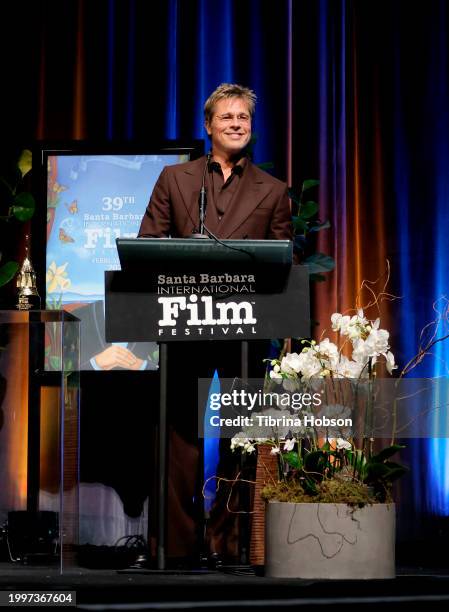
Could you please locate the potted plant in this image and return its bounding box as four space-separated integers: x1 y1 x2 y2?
230 303 407 579
0 149 36 290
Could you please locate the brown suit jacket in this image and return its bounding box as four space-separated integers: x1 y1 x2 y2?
138 156 292 240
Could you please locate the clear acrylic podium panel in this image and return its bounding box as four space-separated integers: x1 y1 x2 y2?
0 310 80 574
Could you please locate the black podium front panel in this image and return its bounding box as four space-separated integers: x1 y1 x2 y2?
105 265 309 342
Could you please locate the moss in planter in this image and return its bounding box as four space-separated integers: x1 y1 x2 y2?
262 476 392 506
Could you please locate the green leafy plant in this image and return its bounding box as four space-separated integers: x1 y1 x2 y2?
288 180 335 281
263 436 408 505
0 149 36 287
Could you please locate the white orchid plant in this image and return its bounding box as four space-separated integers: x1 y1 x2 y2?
230 308 407 504
270 309 397 386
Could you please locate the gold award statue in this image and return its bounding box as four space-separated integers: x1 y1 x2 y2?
16 236 41 310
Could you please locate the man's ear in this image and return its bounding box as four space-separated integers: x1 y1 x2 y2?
204 120 211 136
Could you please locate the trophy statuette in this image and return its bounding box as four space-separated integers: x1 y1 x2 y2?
16 236 41 310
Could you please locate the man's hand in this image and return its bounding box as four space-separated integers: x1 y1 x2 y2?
94 346 144 370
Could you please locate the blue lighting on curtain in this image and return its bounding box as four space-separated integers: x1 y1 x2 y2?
317 0 348 277
125 0 136 139
165 0 178 138
106 0 115 140
194 0 207 140
392 0 415 363
392 5 425 515
318 0 330 220
249 0 267 165
193 0 234 142
427 0 449 515
395 0 449 516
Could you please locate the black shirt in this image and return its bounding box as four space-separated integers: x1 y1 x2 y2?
207 156 247 218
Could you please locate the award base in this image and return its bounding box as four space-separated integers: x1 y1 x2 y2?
17 294 41 311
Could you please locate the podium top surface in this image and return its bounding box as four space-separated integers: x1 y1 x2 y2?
116 237 293 268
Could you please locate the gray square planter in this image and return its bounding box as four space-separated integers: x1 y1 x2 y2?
265 501 395 579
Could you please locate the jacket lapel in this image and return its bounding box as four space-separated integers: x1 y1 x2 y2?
173 158 205 234
218 161 272 238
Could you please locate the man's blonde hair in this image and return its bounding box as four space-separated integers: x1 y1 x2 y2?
204 83 257 124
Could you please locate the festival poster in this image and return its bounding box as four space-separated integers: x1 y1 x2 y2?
45 153 187 370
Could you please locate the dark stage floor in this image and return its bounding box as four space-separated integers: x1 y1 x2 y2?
1 564 449 610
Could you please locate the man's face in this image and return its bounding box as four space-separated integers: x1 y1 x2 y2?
205 97 252 158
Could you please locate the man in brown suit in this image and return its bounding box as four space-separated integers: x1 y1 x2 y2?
139 84 291 241
138 83 292 565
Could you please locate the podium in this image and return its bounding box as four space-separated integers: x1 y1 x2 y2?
105 238 309 569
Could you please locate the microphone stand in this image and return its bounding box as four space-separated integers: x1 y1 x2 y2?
190 153 211 239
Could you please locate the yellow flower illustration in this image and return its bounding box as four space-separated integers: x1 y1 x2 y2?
46 261 71 293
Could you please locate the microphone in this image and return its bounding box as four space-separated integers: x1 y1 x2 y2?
190 152 211 239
